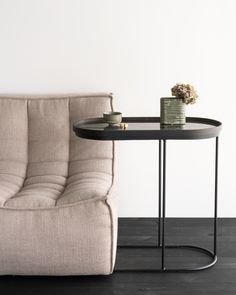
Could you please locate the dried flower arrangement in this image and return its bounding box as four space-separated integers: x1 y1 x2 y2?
171 83 198 105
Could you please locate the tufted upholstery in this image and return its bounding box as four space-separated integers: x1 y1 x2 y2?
0 94 117 275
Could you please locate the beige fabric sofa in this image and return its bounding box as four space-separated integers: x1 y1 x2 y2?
0 93 117 275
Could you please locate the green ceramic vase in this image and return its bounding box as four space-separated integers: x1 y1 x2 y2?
160 97 186 125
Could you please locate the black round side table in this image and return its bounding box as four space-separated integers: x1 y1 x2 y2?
73 117 222 272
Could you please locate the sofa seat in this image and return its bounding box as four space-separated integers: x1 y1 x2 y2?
2 169 112 209
0 94 117 275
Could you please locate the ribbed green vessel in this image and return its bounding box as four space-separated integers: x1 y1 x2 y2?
160 97 186 125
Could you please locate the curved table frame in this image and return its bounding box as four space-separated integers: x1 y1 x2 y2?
73 117 221 272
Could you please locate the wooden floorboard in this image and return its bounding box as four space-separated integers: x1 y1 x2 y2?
0 218 236 295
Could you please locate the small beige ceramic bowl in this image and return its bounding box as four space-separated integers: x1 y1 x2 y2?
103 112 122 125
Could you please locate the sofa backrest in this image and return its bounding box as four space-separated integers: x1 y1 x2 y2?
0 94 113 206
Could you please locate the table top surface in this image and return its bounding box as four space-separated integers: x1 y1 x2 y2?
73 117 222 140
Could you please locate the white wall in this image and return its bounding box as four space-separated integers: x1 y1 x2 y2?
0 0 235 217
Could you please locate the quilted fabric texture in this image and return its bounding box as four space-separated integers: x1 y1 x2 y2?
0 94 117 275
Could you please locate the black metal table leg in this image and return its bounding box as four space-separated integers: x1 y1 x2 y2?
158 140 162 247
214 136 219 257
115 138 218 272
161 140 166 270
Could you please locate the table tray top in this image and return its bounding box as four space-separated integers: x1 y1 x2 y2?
73 117 222 140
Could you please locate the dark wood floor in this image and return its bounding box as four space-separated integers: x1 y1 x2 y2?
0 218 236 295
